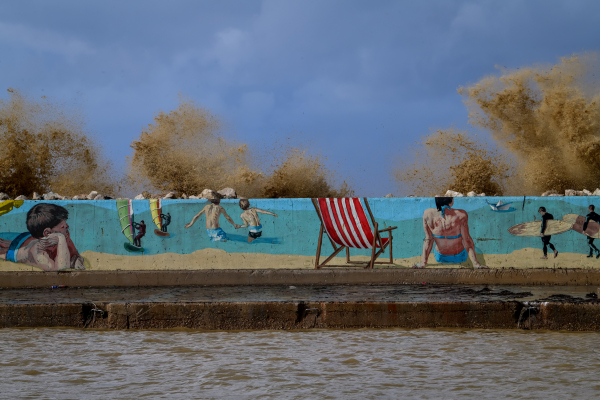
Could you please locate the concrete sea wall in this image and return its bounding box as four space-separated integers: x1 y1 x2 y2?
3 269 600 289
1 197 600 273
3 300 600 331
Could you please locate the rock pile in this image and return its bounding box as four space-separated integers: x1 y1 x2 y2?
444 190 486 197
0 187 245 201
3 186 598 200
132 188 241 200
0 190 113 201
542 188 600 196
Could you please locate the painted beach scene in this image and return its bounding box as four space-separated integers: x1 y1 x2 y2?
2 1 600 399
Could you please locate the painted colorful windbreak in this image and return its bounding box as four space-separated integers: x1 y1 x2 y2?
0 197 599 272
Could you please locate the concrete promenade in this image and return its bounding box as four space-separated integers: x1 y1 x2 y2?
3 268 600 288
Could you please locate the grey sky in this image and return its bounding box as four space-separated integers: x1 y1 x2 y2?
1 1 599 195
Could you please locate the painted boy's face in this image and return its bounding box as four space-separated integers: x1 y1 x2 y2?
46 220 70 238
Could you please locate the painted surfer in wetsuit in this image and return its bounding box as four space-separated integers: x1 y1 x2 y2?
538 207 558 259
160 213 171 233
584 205 600 259
133 220 146 247
236 199 278 243
413 197 487 269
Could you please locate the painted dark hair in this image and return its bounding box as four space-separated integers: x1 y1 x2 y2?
26 203 69 238
209 198 221 205
590 204 595 211
435 197 453 211
539 207 547 212
239 199 250 210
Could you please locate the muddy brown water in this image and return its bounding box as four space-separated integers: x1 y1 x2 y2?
1 328 599 399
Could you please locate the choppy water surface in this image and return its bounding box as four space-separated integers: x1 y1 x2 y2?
1 329 599 399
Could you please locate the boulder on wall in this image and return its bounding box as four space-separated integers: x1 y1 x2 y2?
445 190 464 197
565 189 576 196
200 189 222 200
43 192 63 200
217 188 237 199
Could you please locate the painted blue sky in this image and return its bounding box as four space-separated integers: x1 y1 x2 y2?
1 1 599 196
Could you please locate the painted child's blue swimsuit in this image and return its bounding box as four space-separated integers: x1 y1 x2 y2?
432 233 467 263
206 228 228 242
6 232 31 262
249 224 262 233
248 224 263 240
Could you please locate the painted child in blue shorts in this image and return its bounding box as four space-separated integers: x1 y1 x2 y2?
236 199 278 243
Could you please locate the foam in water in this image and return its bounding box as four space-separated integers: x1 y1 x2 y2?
459 52 600 194
397 52 600 196
0 89 118 197
128 96 353 198
395 128 511 196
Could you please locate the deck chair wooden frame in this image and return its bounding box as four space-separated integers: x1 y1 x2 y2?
311 198 397 269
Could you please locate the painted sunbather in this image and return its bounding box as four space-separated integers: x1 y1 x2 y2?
0 203 85 271
413 197 487 269
236 199 278 243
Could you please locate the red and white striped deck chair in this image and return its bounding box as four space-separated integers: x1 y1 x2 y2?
311 198 397 269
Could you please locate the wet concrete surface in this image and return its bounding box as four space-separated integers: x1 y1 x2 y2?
5 269 600 289
0 284 598 305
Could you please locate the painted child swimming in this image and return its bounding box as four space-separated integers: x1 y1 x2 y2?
236 199 278 243
184 196 240 242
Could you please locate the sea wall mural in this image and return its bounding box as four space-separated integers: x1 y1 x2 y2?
0 197 599 272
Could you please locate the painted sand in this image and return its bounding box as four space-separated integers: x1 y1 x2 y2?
1 248 600 272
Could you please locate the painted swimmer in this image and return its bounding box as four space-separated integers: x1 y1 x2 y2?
236 199 278 243
412 197 487 269
184 196 240 242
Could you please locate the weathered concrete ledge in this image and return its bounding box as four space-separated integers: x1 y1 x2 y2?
2 301 599 331
3 268 600 288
